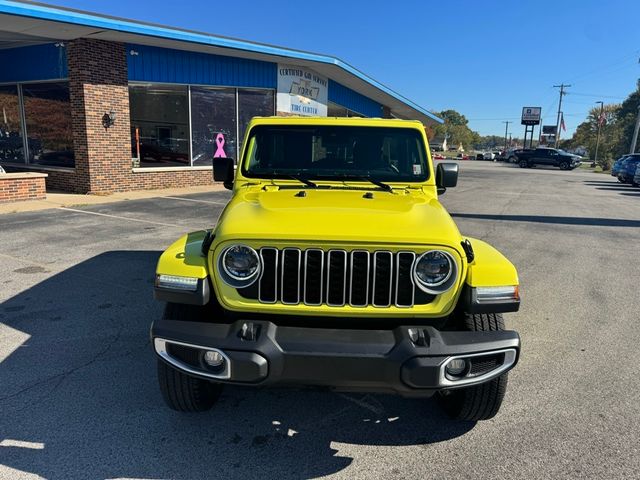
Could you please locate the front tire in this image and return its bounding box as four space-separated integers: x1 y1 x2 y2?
519 159 528 168
157 360 223 412
559 161 569 170
438 313 509 421
156 302 223 412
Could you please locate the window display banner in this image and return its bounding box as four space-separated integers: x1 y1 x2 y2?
277 64 328 116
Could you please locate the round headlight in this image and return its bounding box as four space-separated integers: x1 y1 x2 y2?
221 245 260 283
413 250 457 292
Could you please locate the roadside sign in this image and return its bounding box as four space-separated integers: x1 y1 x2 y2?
521 107 541 125
542 125 556 134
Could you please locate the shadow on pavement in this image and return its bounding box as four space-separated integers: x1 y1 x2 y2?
451 213 640 228
595 186 636 192
583 180 620 185
0 251 473 480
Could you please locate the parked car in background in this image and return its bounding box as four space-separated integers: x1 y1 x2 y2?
611 155 631 178
512 147 581 170
618 155 640 184
474 151 498 161
456 153 470 160
633 161 640 187
494 150 508 161
433 153 446 160
506 149 523 163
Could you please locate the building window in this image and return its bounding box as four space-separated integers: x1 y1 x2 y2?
190 87 236 166
327 102 364 118
128 83 276 168
0 85 23 162
129 84 190 167
22 82 74 167
238 89 275 157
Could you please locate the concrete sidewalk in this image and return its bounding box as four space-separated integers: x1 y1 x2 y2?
0 183 228 215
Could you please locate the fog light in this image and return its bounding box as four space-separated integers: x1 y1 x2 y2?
445 358 467 377
203 350 225 368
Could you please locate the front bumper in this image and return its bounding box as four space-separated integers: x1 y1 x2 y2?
151 318 520 397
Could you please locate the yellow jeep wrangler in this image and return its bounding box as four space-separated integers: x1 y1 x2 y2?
152 117 521 421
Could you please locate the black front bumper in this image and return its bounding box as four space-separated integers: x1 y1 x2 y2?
151 319 520 397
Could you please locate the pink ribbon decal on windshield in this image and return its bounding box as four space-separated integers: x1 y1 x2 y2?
214 133 227 158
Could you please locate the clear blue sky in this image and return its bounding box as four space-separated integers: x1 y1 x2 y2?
45 0 640 138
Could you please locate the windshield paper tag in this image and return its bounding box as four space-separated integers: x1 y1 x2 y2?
413 164 422 175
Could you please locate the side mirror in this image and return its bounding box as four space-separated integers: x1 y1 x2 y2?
436 162 458 195
213 157 235 190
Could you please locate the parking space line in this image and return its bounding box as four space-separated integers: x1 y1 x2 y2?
59 207 182 228
162 196 229 205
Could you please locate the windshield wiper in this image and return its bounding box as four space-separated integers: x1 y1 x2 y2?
326 174 392 192
262 171 317 188
284 175 317 188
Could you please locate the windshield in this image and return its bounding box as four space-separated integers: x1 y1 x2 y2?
242 126 429 182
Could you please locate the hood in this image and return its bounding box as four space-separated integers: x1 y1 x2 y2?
214 186 462 247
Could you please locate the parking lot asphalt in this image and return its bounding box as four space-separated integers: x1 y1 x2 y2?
1 162 639 480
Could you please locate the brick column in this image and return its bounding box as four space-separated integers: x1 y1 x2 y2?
67 39 131 193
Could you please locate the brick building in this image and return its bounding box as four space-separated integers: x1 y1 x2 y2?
0 1 441 194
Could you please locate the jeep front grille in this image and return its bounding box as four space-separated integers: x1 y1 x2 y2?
252 248 433 307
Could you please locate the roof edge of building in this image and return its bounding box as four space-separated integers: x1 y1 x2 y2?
0 0 443 124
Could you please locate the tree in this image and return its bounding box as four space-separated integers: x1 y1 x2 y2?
612 80 640 158
477 135 505 149
432 109 480 150
423 123 435 141
566 79 640 169
567 104 622 169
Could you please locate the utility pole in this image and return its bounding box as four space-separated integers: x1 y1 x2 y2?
502 121 511 152
593 101 604 168
630 104 640 154
553 84 571 147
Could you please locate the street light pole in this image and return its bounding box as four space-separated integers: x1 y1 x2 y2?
630 104 640 154
593 101 604 168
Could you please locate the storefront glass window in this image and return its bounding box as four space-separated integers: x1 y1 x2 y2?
22 82 74 167
129 84 190 167
328 101 363 118
190 87 236 166
238 89 274 157
0 85 23 163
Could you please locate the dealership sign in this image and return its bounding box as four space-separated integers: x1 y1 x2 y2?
521 107 541 125
277 64 328 116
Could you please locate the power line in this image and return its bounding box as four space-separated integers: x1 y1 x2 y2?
466 117 521 121
569 92 626 100
566 49 640 83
